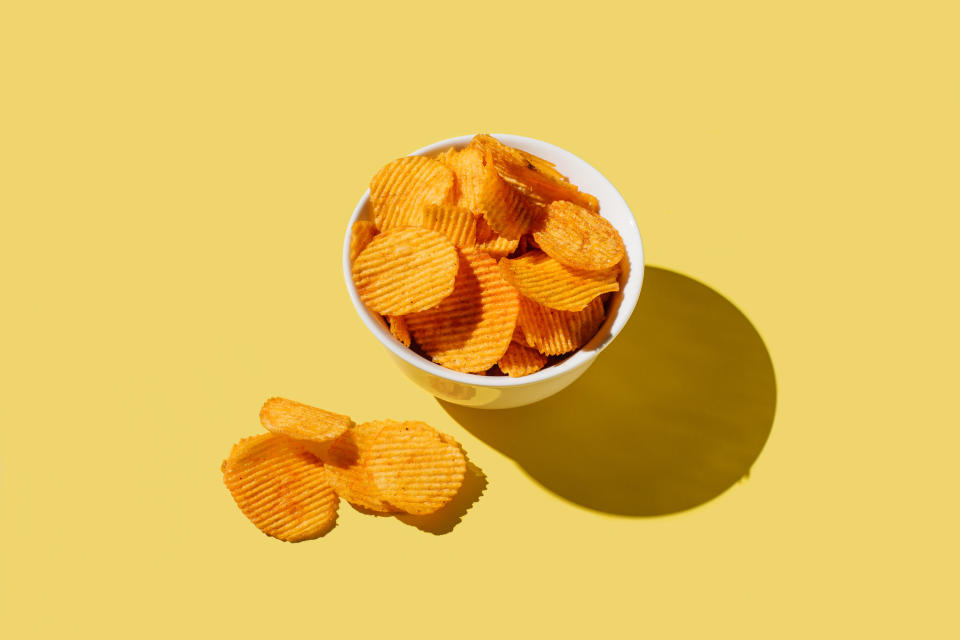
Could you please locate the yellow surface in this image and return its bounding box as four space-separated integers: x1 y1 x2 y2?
1 1 957 637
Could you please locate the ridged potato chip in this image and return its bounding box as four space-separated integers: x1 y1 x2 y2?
406 248 519 373
475 216 520 259
221 433 338 542
498 341 548 377
477 151 540 239
512 325 532 347
367 421 467 515
518 295 606 355
370 156 454 231
349 220 379 263
324 421 398 514
498 250 619 312
439 146 485 213
471 134 599 212
352 226 459 315
533 200 625 270
518 148 569 184
419 203 476 248
435 147 458 166
387 315 411 347
259 397 352 443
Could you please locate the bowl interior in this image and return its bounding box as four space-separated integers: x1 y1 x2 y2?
343 134 644 387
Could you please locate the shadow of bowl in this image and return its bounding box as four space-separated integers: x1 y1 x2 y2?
441 266 777 516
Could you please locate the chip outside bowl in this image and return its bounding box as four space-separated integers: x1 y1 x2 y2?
343 134 644 409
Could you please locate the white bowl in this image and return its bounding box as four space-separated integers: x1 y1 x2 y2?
343 134 644 409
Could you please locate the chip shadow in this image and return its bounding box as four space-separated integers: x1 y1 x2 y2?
348 459 487 535
440 266 778 517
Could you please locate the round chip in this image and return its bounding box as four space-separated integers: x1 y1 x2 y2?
406 248 520 373
498 341 549 377
352 226 459 315
434 147 459 166
512 324 532 347
367 421 467 515
370 156 455 231
324 421 398 513
477 151 540 239
259 397 353 443
470 134 599 212
387 314 411 347
518 295 607 355
349 220 379 264
475 216 520 259
517 147 570 183
439 146 485 213
533 200 625 270
221 433 338 542
498 250 619 312
419 203 476 248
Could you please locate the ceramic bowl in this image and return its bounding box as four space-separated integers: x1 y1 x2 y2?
343 134 644 409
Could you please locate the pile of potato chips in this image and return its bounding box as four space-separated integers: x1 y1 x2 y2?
350 134 627 377
222 397 468 542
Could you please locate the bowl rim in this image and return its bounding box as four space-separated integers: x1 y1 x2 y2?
342 133 644 388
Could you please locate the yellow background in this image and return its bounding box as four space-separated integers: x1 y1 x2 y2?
2 1 957 637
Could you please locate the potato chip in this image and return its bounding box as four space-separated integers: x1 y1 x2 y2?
259 397 353 443
435 147 458 166
370 156 454 231
221 433 338 542
439 146 485 213
418 203 476 248
518 295 606 355
512 324 532 347
475 216 520 259
352 226 459 315
532 200 625 270
517 148 569 184
498 341 549 377
471 134 599 212
406 248 519 373
323 421 398 514
477 151 541 239
349 220 379 263
498 250 619 312
387 315 411 347
367 421 467 515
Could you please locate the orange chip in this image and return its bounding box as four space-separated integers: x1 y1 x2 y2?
323 421 398 514
517 148 569 184
221 433 338 542
498 341 549 377
512 324 532 347
532 200 625 270
477 151 540 239
518 295 606 355
475 216 520 259
259 397 353 443
439 146 485 213
418 203 476 248
367 421 467 515
406 248 519 373
370 156 454 231
352 226 459 315
498 250 619 312
435 147 458 166
471 134 599 212
349 220 379 263
387 315 411 347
